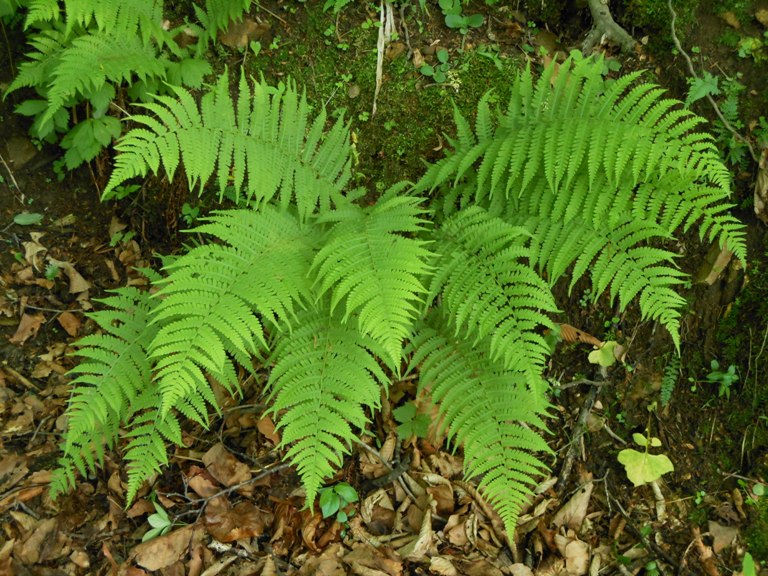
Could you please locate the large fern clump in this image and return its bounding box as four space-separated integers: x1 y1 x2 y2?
52 56 745 538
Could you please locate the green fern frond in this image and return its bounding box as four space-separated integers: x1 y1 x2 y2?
417 55 745 347
50 287 159 499
149 207 317 418
267 305 389 507
10 30 165 126
661 355 680 407
312 188 433 368
123 403 184 503
105 71 352 220
25 0 60 27
419 57 743 257
429 206 557 371
196 0 252 38
409 319 552 536
61 0 164 42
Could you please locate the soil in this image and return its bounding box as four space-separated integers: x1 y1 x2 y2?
1 1 768 575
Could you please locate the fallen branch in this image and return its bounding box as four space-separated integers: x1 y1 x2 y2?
583 0 636 53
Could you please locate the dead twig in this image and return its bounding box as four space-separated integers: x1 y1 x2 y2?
607 486 678 575
557 383 600 493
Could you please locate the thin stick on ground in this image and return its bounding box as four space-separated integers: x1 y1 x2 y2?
557 382 601 493
667 0 757 163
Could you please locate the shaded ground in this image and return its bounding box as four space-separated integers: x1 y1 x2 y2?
2 1 768 575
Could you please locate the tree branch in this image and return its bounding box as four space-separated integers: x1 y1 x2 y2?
584 0 637 54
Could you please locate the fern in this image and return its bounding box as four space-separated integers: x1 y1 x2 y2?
50 287 159 499
104 71 352 220
312 187 433 368
661 355 681 407
267 305 389 505
428 206 558 373
417 55 746 349
149 207 317 419
408 317 553 537
54 58 746 540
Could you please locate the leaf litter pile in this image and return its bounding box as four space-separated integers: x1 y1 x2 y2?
0 197 757 576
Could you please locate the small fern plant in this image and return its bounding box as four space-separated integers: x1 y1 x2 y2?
52 55 745 539
4 0 251 173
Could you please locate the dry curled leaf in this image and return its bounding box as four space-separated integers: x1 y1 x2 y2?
9 313 45 345
558 323 602 347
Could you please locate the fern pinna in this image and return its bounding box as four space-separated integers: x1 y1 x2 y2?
54 56 744 538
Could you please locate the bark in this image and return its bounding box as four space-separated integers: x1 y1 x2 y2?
583 0 637 53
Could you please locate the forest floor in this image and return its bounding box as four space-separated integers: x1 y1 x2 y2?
2 1 768 575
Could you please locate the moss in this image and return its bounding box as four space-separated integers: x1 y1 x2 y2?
243 3 526 193
747 495 768 561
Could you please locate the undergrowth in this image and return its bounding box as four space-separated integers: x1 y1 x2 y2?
41 51 747 540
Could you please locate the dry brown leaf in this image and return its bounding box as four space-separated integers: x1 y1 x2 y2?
219 18 271 49
57 311 81 336
48 258 91 293
708 520 739 553
205 498 272 543
0 540 14 576
9 312 45 345
132 524 199 571
203 442 251 488
719 11 741 28
0 455 28 493
552 475 593 531
0 486 44 514
297 542 346 576
757 8 768 27
257 415 281 444
187 466 220 498
559 324 602 347
18 517 61 565
429 556 458 576
554 531 589 576
507 565 534 576
343 543 402 576
397 495 434 560
460 558 504 576
23 233 47 269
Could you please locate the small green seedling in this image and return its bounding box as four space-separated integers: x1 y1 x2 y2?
705 359 738 400
319 481 358 524
438 0 483 34
13 212 44 226
587 340 620 367
393 401 430 440
743 552 757 576
420 48 451 83
618 433 674 487
44 263 60 281
143 500 181 542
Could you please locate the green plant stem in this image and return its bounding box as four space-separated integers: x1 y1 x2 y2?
668 0 756 162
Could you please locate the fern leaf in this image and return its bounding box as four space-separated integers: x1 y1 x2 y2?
430 206 557 371
409 319 552 537
123 404 184 503
36 31 164 126
105 71 352 220
150 207 317 418
50 287 159 499
267 305 388 507
312 188 433 368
